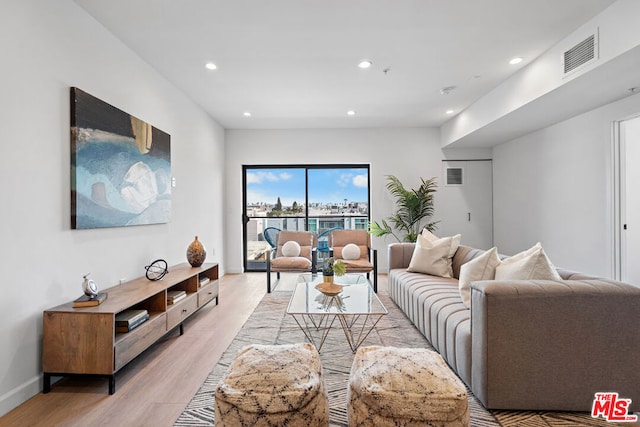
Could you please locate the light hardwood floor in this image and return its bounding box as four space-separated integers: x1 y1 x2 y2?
1 273 388 427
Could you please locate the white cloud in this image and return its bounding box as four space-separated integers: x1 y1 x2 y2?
337 173 352 187
353 174 368 188
247 171 282 184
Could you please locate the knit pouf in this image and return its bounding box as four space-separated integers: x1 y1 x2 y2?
214 343 329 427
348 346 469 427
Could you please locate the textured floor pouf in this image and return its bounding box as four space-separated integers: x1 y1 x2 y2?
214 343 329 426
348 346 469 427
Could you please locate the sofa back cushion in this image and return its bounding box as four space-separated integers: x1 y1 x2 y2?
452 245 488 279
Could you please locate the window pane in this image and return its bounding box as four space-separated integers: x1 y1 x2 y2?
246 167 306 222
308 168 369 216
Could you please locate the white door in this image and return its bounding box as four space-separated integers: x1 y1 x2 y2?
436 160 493 250
620 115 640 285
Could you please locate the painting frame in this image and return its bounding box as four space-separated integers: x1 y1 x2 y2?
70 87 171 229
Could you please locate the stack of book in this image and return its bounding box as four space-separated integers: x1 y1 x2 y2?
199 276 210 287
73 292 108 308
115 309 149 333
167 290 187 304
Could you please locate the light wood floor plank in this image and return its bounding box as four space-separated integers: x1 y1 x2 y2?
1 272 387 426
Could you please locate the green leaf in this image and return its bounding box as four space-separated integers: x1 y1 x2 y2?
369 175 439 243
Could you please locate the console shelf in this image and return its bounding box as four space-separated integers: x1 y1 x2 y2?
42 262 219 394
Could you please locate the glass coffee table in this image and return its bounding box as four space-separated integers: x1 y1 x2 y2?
286 273 387 353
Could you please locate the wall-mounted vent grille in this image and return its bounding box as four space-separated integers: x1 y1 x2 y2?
563 33 598 74
446 167 463 185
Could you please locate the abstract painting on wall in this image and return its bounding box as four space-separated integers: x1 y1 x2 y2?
70 87 171 229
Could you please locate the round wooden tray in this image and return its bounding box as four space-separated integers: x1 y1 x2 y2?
315 283 343 296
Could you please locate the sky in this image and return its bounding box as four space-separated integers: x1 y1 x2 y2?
246 167 368 206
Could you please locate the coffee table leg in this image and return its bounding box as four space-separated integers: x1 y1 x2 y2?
289 313 338 352
337 313 385 353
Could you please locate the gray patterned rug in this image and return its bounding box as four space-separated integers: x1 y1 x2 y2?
175 292 622 426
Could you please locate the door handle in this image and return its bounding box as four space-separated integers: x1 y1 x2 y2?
468 212 471 222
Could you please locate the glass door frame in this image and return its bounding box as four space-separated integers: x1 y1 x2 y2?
242 163 371 272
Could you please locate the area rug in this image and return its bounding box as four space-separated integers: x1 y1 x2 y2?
175 292 622 426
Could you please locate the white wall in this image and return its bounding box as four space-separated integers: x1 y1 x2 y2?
0 0 225 415
493 91 640 277
224 128 491 273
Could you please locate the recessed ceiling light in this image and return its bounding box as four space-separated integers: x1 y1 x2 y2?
205 62 218 70
358 60 372 69
243 111 251 117
347 110 356 116
509 57 523 65
446 109 455 115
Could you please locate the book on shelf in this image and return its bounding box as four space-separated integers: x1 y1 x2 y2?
167 290 187 304
115 309 148 327
199 276 211 287
73 292 108 308
116 313 149 333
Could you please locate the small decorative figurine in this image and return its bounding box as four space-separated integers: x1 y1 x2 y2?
73 273 107 307
82 273 98 297
145 259 169 281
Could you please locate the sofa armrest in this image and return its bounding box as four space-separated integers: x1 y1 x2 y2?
470 279 640 411
387 243 415 272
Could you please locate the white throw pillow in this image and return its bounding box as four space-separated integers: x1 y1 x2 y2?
422 229 460 257
342 243 361 260
458 247 500 308
281 240 301 257
407 233 459 278
420 229 461 276
495 243 562 281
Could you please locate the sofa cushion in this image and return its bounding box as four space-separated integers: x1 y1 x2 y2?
387 268 471 387
408 233 461 278
458 247 500 308
451 245 489 279
271 256 312 270
495 242 562 281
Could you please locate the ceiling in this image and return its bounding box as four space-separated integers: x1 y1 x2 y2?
74 0 615 130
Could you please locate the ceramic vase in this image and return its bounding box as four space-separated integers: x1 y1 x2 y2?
187 236 207 267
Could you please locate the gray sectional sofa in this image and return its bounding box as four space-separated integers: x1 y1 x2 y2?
388 242 640 411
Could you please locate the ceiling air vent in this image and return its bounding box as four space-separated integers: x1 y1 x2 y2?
563 32 598 74
446 167 463 186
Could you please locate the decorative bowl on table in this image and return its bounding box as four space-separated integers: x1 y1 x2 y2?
315 283 343 296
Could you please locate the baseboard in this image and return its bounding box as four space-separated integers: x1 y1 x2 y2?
0 374 41 417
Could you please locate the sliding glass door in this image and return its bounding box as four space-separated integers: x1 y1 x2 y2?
243 165 369 271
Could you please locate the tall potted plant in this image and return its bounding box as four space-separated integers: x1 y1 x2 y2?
369 175 439 242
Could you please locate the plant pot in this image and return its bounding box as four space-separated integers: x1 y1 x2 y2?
323 274 334 284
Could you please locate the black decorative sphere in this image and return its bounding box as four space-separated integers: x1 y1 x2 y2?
145 259 168 281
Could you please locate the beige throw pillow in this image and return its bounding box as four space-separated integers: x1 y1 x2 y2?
458 247 500 308
407 233 461 278
421 229 459 258
495 242 562 281
421 229 461 276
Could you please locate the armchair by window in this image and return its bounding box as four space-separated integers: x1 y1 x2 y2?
329 229 378 292
266 230 317 293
